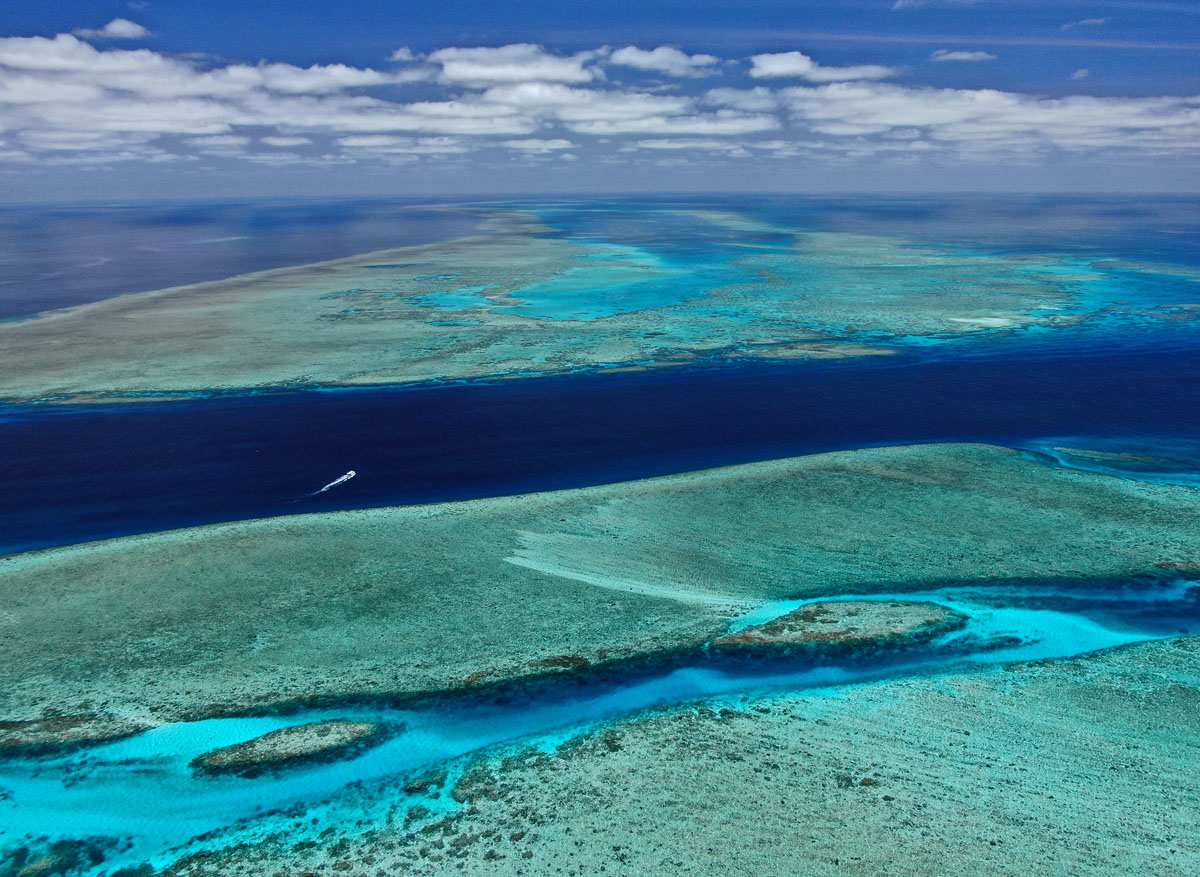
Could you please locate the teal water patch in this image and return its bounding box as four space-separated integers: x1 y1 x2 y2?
407 285 497 310
518 207 1199 344
1017 436 1200 488
319 288 371 300
2 576 1196 873
1069 263 1200 326
496 245 757 321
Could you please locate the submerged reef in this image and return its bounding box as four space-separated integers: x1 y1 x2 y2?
2 442 1198 750
190 721 386 778
0 839 112 877
1 204 1197 402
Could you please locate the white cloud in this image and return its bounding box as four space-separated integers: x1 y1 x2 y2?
337 135 471 154
0 74 103 104
426 44 604 85
20 130 156 151
72 19 150 41
257 63 420 94
930 50 996 62
1071 69 1091 81
1062 18 1110 31
479 82 689 120
243 151 307 164
624 138 751 158
261 135 312 146
626 138 744 151
473 83 775 136
188 135 249 147
388 47 416 63
500 138 576 152
566 111 778 136
703 87 780 113
187 134 249 156
608 46 720 78
748 52 900 82
779 81 1200 154
0 35 420 100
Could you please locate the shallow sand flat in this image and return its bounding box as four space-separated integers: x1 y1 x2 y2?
179 635 1200 877
2 443 1198 748
2 205 1188 403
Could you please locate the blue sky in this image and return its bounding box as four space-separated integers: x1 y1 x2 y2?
1 0 1198 200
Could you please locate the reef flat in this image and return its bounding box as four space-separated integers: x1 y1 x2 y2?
3 442 1198 750
172 636 1200 876
1 203 1197 403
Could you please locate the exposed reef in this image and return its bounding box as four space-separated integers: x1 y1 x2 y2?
190 721 386 778
713 600 967 650
2 443 1198 749
0 714 150 758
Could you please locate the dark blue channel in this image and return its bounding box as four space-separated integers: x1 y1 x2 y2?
3 343 1200 557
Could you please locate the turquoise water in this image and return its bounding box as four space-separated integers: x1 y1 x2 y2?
504 200 1200 345
494 244 756 321
1018 436 1200 488
2 577 1197 873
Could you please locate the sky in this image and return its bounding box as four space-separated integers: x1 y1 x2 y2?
1 0 1198 200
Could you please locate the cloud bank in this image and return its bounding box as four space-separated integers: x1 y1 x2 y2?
0 30 1197 181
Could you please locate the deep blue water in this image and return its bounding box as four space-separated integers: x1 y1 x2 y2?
4 342 1200 557
0 199 479 320
2 195 1199 557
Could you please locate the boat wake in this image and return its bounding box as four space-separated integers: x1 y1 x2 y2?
298 470 356 500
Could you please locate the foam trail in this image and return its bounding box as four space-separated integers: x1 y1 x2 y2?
304 470 356 497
